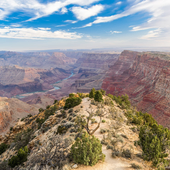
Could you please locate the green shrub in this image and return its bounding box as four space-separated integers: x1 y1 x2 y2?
39 108 44 113
94 90 103 102
8 146 28 168
131 163 142 169
139 124 170 166
53 99 58 104
69 93 75 98
102 119 106 123
89 88 96 98
64 97 82 110
14 128 33 150
46 105 50 109
122 149 133 159
100 89 106 95
57 125 68 134
0 143 8 155
68 108 73 113
107 93 113 99
71 132 105 166
36 118 45 129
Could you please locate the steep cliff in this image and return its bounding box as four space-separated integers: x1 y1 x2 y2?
102 50 170 127
75 53 119 92
76 53 119 69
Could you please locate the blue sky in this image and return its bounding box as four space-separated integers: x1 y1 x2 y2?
0 0 170 51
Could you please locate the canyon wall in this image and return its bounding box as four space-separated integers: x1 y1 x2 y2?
75 53 119 92
0 66 71 98
0 51 77 69
102 50 170 127
0 97 38 135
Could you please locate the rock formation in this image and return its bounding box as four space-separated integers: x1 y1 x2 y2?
0 97 38 135
102 50 170 127
0 51 77 69
0 65 71 98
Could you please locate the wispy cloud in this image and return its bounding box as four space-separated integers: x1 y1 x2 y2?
0 0 101 21
141 29 161 40
71 4 104 20
65 20 77 24
116 1 122 5
0 27 82 39
82 0 170 40
110 31 122 34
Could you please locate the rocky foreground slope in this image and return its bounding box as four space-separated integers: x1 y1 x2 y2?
102 50 170 127
0 93 158 170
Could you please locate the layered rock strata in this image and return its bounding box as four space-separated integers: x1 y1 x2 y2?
102 50 170 127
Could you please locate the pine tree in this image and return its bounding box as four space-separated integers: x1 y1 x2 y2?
89 88 96 98
94 90 103 102
71 132 105 166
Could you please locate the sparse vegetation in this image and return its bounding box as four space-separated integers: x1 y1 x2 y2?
102 119 106 123
71 132 105 166
69 93 75 98
94 90 103 102
8 146 28 168
0 143 8 155
89 88 96 98
14 128 33 150
75 104 106 135
131 163 142 169
64 97 82 109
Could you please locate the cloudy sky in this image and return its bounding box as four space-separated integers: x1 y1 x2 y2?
0 0 170 51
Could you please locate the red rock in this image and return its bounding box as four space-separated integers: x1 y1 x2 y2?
102 50 170 127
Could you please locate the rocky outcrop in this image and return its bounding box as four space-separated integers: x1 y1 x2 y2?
0 97 38 135
102 50 170 127
75 53 119 69
75 53 119 92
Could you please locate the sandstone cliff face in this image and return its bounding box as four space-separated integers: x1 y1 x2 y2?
102 50 170 127
76 53 119 69
75 53 119 92
0 97 38 135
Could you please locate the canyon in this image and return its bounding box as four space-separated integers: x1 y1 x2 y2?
0 51 77 69
2 50 170 132
102 50 170 127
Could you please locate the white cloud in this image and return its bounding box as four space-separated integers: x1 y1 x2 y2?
71 4 104 20
131 26 152 31
10 24 22 27
0 27 82 39
110 31 122 34
116 1 122 5
141 29 161 40
61 7 68 14
65 20 77 24
0 0 100 21
83 0 170 41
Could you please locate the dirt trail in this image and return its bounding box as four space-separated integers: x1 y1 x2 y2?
75 98 130 170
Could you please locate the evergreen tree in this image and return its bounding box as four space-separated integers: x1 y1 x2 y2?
71 132 105 166
89 88 96 98
94 90 103 102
